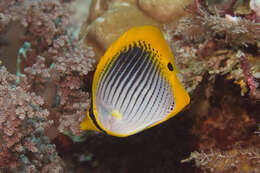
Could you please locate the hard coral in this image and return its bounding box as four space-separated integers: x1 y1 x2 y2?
0 67 65 172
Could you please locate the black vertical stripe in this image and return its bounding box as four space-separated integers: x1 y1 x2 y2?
122 52 150 117
96 54 118 97
101 50 129 100
127 56 156 122
88 92 107 134
98 52 124 99
138 68 159 122
105 49 137 102
136 59 159 122
117 52 150 112
149 75 166 121
98 48 125 90
158 78 168 117
109 45 146 104
125 53 152 119
121 50 155 116
115 53 155 109
110 46 148 106
142 70 163 122
103 44 140 102
102 45 136 101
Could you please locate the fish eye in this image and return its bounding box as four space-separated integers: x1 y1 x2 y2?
167 62 173 71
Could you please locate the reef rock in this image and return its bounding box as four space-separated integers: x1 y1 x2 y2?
86 1 159 52
110 0 138 5
138 0 194 23
88 0 109 23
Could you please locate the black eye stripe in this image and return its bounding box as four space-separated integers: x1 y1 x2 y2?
167 63 173 71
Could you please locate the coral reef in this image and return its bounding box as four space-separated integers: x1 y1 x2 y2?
138 0 194 23
84 1 159 52
1 0 95 138
165 4 260 97
184 148 260 173
0 0 94 172
0 0 259 172
164 1 260 172
0 67 65 172
182 76 260 172
24 36 95 136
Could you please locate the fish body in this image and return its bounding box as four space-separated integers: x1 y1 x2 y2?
80 25 190 137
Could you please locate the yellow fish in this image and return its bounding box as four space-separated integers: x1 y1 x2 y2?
80 25 190 137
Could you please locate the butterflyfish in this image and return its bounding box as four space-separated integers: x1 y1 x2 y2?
80 25 190 137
